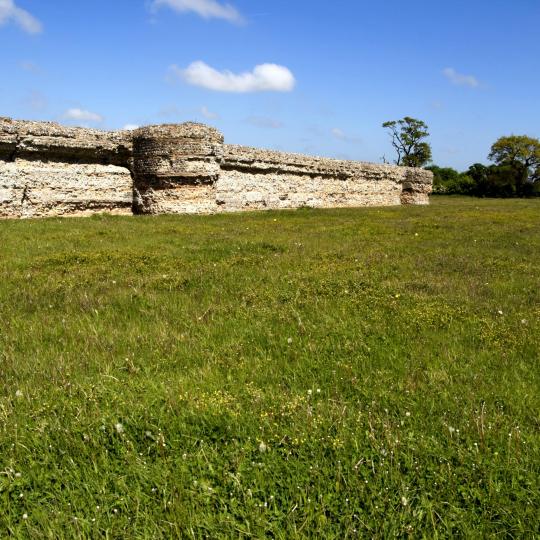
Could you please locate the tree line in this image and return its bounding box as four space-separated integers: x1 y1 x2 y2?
383 117 540 197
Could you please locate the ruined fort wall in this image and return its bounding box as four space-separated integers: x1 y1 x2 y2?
132 124 432 215
132 123 223 215
0 118 133 218
217 145 431 211
1 118 432 219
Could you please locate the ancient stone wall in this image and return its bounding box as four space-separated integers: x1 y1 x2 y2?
132 123 223 215
131 124 432 215
1 118 432 219
0 118 133 218
218 145 431 211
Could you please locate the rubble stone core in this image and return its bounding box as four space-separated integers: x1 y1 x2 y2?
1 118 432 219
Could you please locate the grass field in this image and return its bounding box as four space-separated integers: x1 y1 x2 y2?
0 196 539 538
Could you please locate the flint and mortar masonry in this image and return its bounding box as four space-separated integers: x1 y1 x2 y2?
0 117 133 218
1 117 433 219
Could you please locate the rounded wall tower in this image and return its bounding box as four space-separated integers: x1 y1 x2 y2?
132 123 224 214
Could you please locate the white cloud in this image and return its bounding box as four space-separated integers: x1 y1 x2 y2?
443 67 479 88
0 0 42 34
152 0 243 24
247 116 283 129
200 106 219 119
63 108 104 124
122 124 140 131
331 128 361 143
172 61 296 93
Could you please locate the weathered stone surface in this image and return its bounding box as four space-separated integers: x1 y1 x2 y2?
400 168 432 205
0 117 132 165
0 161 132 218
132 123 223 214
0 118 433 219
217 145 431 211
0 118 133 218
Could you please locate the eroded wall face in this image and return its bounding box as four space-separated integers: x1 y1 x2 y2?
216 170 402 211
132 123 224 215
131 134 432 215
0 118 133 219
216 145 412 212
0 161 132 218
1 119 433 219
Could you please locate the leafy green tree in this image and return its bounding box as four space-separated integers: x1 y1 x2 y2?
427 165 475 195
382 117 432 168
427 166 458 193
466 162 534 198
466 163 490 196
488 135 540 195
488 135 540 172
486 164 523 197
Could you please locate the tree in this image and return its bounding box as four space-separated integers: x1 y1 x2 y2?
488 135 540 194
488 135 540 171
427 165 475 195
466 163 490 196
382 117 432 168
485 164 523 197
466 161 537 198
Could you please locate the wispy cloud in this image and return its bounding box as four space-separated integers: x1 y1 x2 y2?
429 100 444 110
19 60 41 73
25 90 47 111
122 124 140 131
443 67 479 88
63 108 104 124
171 61 296 93
152 0 243 24
246 116 284 129
157 104 183 118
200 106 219 119
331 128 361 143
0 0 42 34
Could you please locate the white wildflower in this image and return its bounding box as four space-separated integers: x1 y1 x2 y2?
15 390 23 398
401 496 408 506
259 442 268 453
115 423 124 434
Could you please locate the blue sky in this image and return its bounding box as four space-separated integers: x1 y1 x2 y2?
1 0 539 170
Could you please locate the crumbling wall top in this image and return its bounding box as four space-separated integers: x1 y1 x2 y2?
0 117 132 165
133 122 224 143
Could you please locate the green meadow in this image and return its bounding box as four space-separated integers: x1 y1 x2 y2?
0 197 539 538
